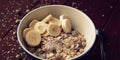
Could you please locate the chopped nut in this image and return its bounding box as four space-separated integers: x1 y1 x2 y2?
81 37 86 42
73 37 78 40
39 54 46 59
75 44 79 49
71 30 79 36
64 38 71 43
77 52 81 55
57 50 62 53
70 44 75 49
50 47 56 53
42 40 47 44
79 48 84 53
66 55 71 60
37 48 41 52
63 47 70 54
62 53 67 58
50 56 56 60
36 48 44 54
65 43 71 48
61 33 68 38
82 42 87 47
28 47 35 53
78 35 82 40
52 56 65 60
42 47 47 52
47 53 54 58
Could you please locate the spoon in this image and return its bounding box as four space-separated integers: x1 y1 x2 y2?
96 29 107 60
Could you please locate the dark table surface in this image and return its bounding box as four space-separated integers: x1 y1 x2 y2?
0 0 120 60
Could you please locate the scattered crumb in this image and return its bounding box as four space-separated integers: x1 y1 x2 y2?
110 6 113 8
7 51 10 54
11 25 13 27
1 44 4 46
23 52 26 54
23 58 26 60
72 2 77 6
14 44 17 47
16 54 21 59
13 31 16 35
11 48 14 50
10 12 13 14
25 9 30 13
15 9 21 13
15 19 21 23
20 53 23 56
11 51 14 53
8 44 13 46
84 9 87 11
6 57 9 60
2 50 4 52
11 36 15 41
2 23 6 27
26 5 29 8
1 12 4 15
102 14 105 17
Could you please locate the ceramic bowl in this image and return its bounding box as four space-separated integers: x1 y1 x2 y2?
17 5 96 59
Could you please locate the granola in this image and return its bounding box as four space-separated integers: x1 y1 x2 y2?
27 30 87 60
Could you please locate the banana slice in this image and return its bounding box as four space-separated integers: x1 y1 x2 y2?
26 30 41 47
42 14 53 23
34 22 48 34
47 23 61 36
60 15 68 21
29 20 39 28
61 19 71 33
23 28 33 39
49 17 61 27
42 31 49 36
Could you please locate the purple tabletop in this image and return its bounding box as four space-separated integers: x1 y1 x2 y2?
0 0 120 60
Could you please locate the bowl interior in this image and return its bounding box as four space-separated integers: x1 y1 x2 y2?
17 5 96 59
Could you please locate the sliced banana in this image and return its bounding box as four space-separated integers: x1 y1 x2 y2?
26 30 41 47
23 28 33 39
34 22 48 34
60 15 68 22
61 19 71 33
42 31 49 36
49 17 61 27
42 14 53 23
29 19 39 28
47 23 61 36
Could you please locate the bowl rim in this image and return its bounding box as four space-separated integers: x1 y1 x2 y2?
17 5 96 59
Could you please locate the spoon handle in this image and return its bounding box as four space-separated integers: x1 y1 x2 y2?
97 29 107 60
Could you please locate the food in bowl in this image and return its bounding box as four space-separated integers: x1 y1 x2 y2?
23 14 87 60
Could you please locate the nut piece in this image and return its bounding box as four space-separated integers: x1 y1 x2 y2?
47 53 55 58
82 42 87 48
79 48 84 53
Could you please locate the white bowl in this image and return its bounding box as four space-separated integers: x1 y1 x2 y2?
17 5 96 59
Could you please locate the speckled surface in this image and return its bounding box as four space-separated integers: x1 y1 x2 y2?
0 0 120 60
